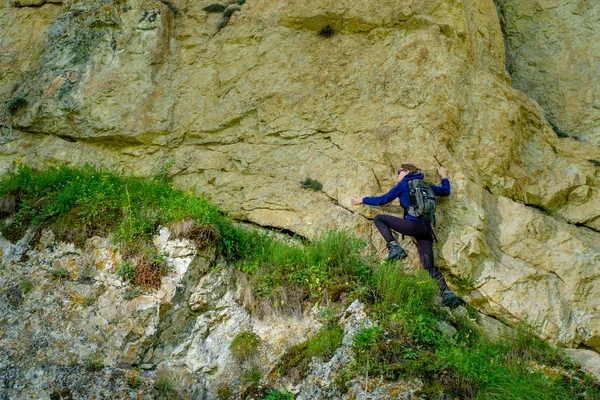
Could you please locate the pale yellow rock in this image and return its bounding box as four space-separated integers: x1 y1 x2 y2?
0 0 599 355
496 0 600 145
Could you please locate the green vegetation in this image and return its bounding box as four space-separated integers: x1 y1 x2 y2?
51 267 69 279
300 177 323 191
318 25 335 38
241 364 263 385
279 322 344 382
85 351 104 371
1 164 598 398
230 331 262 362
341 262 600 399
21 278 33 295
262 390 294 400
116 261 136 282
0 164 226 287
155 375 176 395
6 96 27 115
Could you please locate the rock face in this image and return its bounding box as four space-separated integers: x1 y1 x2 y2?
1 228 424 399
0 0 599 356
495 0 600 145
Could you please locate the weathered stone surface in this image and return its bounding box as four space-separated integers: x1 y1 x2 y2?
0 0 599 360
495 0 600 145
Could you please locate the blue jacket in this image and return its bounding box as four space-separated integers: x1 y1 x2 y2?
362 172 450 223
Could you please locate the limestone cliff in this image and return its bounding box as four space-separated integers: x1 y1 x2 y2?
0 0 599 364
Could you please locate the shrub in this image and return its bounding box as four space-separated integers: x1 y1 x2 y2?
6 97 27 114
124 287 140 300
279 322 344 382
262 390 294 400
116 261 136 282
51 267 69 279
155 375 176 395
300 177 323 191
241 364 262 384
318 25 334 38
230 331 262 362
21 278 33 295
85 352 104 371
306 323 344 360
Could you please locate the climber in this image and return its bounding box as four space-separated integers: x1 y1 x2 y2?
351 163 461 308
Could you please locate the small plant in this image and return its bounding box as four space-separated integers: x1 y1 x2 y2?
588 159 600 167
263 390 294 400
300 177 323 191
124 287 140 300
51 267 69 279
6 97 27 114
21 278 33 295
130 374 143 389
85 351 104 371
306 323 344 360
318 25 334 38
230 331 262 362
84 293 96 306
155 375 176 395
216 383 234 400
241 364 262 384
116 261 136 282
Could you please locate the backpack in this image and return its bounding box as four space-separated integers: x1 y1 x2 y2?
407 179 437 223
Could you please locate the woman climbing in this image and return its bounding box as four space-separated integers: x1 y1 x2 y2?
351 163 460 308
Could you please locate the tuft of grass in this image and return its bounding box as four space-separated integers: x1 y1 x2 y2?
300 177 323 191
155 375 176 395
318 25 334 38
263 390 294 400
85 351 104 371
51 267 69 279
116 261 136 282
279 322 344 382
6 97 27 114
230 331 262 362
241 364 262 384
124 287 140 300
21 278 33 295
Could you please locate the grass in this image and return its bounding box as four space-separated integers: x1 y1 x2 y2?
230 331 262 362
0 164 227 288
318 25 335 38
155 375 176 395
21 278 33 295
85 351 104 371
1 164 598 398
278 321 344 382
6 97 27 114
300 177 323 191
342 263 600 399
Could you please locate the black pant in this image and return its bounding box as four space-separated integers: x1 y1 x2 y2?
374 214 449 293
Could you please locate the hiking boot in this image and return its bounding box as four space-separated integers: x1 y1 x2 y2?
441 289 461 308
387 241 408 261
